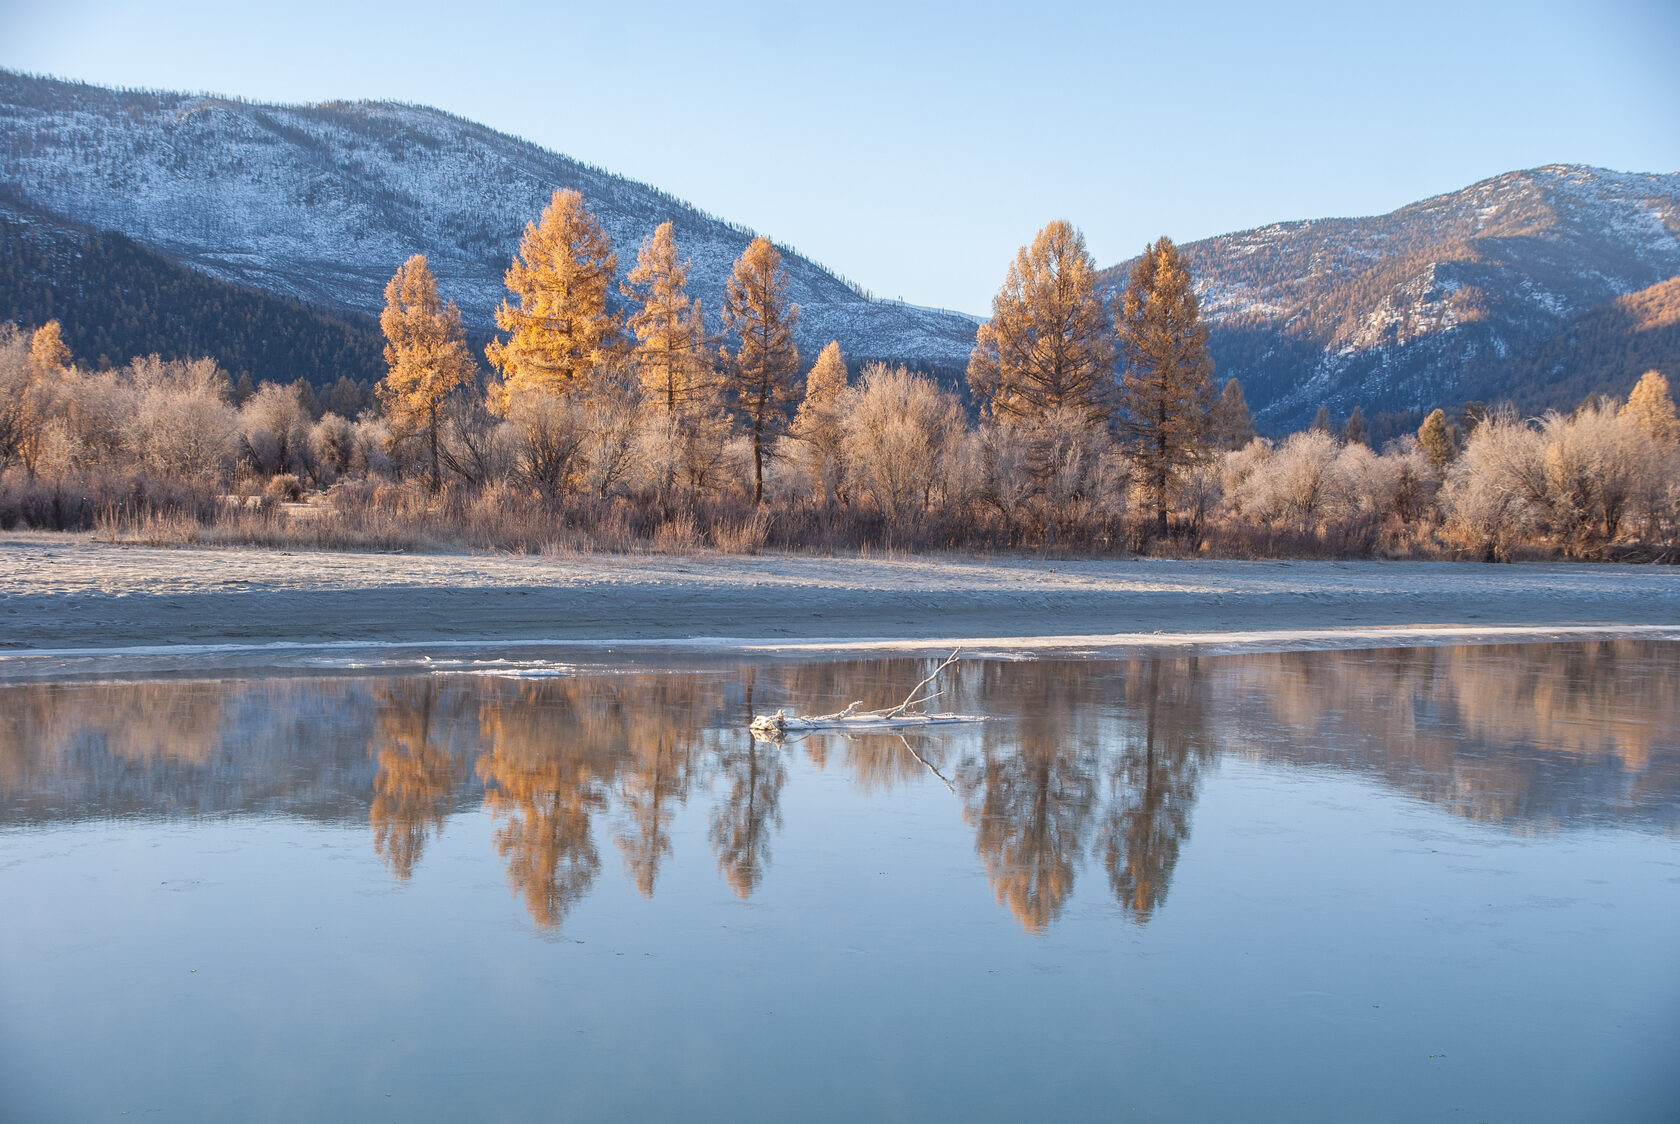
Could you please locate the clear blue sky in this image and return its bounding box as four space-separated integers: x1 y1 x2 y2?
3 0 1677 315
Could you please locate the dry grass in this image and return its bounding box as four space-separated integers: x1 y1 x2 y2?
65 482 1464 561
14 470 1671 563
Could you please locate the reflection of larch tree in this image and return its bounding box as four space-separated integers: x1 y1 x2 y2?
1098 659 1213 923
476 686 618 932
369 681 470 881
709 734 787 898
613 680 707 898
959 707 1100 934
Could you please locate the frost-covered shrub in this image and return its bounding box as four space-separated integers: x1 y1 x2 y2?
840 363 966 526
351 417 394 478
239 382 313 477
53 369 136 470
310 413 357 483
1441 410 1546 559
1225 431 1343 526
504 390 589 497
578 366 641 500
975 406 1125 535
1539 401 1654 546
128 357 237 481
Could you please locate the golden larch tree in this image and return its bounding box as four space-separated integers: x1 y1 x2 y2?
486 189 621 407
8 320 74 477
721 237 800 503
792 339 848 504
28 319 70 376
967 220 1114 424
1622 370 1678 443
623 220 709 414
1115 236 1214 537
377 255 476 491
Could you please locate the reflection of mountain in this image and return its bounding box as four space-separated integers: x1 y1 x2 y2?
2 642 1675 934
1223 640 1680 829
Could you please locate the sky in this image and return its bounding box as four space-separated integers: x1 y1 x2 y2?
2 0 1677 315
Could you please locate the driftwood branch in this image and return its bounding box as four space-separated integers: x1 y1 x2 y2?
748 650 979 736
883 650 962 719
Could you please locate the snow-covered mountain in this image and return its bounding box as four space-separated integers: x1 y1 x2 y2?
1099 165 1680 428
0 70 980 366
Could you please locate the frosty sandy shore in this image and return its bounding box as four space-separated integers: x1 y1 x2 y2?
2 532 1677 677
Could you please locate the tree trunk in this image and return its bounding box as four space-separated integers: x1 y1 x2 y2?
428 404 441 494
752 423 764 505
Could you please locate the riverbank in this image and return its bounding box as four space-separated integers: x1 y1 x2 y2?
4 533 1677 665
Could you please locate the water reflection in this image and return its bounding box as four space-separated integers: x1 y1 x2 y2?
1 641 1675 934
1223 643 1680 828
1099 659 1214 924
959 663 1102 932
369 681 476 880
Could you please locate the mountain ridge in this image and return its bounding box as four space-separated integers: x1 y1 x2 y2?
1098 164 1680 427
0 69 980 368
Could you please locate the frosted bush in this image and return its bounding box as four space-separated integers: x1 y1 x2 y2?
1539 401 1653 545
840 363 965 526
238 382 312 478
1441 410 1546 558
127 357 236 481
310 414 357 483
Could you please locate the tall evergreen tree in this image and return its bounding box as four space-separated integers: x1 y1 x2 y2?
13 320 72 476
1417 408 1454 471
1209 377 1255 450
1115 237 1213 536
1344 405 1367 446
378 255 477 491
486 189 620 408
623 221 708 415
1310 404 1333 434
721 237 800 504
27 319 70 375
967 221 1113 424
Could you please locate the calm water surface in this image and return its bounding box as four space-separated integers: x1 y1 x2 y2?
2 641 1677 1121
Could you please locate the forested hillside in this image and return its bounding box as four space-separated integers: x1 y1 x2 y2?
1486 275 1680 412
0 189 384 388
5 69 1676 428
